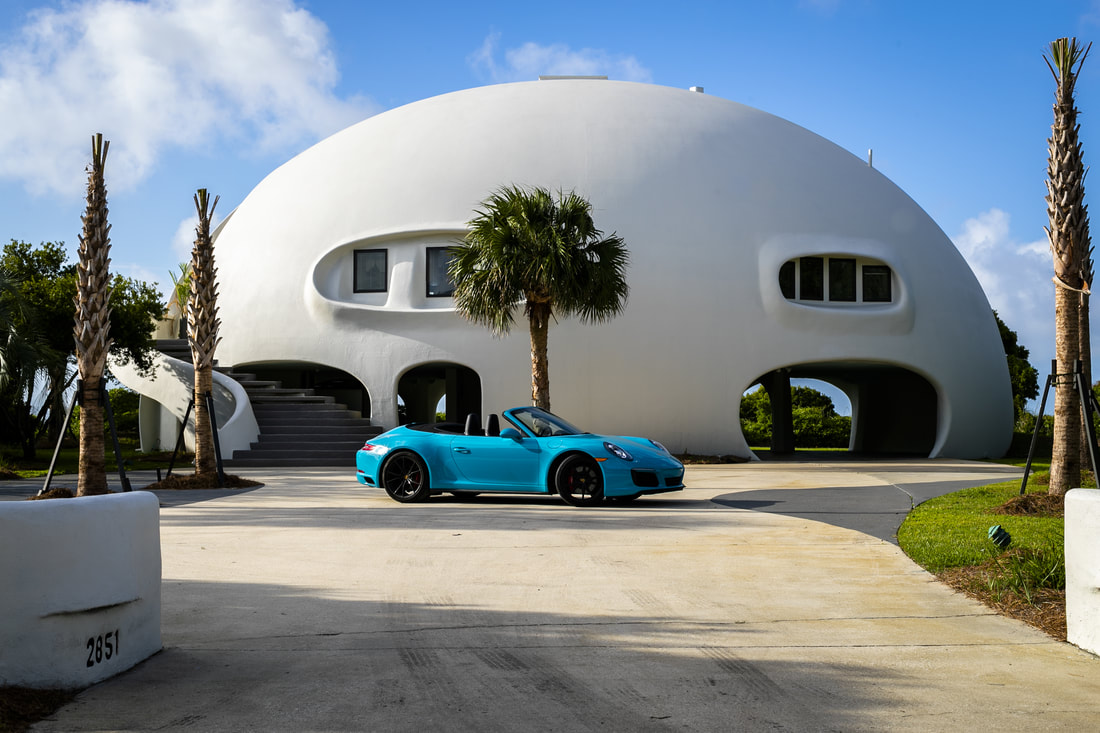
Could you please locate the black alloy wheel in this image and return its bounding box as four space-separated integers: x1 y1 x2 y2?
381 451 431 502
555 454 604 507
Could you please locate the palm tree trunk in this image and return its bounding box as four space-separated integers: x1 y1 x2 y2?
189 189 220 477
1045 38 1092 495
528 301 551 410
1079 289 1094 475
194 365 215 475
1052 284 1082 492
74 133 113 496
77 377 107 492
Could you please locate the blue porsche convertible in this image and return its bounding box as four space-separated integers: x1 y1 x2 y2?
356 407 685 506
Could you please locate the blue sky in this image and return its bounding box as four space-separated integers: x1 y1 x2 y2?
1 0 1099 412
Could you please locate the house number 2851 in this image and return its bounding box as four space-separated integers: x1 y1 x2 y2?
86 629 119 667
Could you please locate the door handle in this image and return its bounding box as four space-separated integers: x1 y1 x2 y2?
453 447 471 454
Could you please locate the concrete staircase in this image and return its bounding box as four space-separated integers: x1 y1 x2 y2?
155 340 382 467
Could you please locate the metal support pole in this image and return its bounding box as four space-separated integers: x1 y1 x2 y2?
167 396 195 479
102 381 132 492
204 391 226 488
39 381 82 496
1075 360 1100 486
1020 360 1056 495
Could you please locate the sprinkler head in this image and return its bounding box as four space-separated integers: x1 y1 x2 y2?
988 524 1012 549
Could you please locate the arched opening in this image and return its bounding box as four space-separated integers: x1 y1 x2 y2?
742 362 937 458
235 361 370 416
397 362 481 425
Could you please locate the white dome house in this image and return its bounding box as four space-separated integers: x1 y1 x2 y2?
129 79 1013 463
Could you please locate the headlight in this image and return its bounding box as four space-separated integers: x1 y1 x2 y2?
649 439 669 454
604 442 633 461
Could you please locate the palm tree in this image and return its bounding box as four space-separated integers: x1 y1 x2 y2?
189 189 221 477
1045 37 1092 495
450 186 629 410
74 133 113 496
169 262 192 339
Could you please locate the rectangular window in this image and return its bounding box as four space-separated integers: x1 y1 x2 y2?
426 247 456 298
353 249 387 293
862 264 892 302
800 257 824 301
828 258 856 302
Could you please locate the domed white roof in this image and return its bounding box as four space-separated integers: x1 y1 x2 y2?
211 80 1011 458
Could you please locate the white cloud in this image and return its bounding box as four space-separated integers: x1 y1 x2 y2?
0 0 375 197
470 32 652 84
171 214 199 262
952 208 1053 367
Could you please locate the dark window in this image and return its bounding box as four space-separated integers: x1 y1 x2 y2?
353 249 387 293
800 257 824 301
829 258 856 302
426 247 456 297
779 261 796 299
863 264 892 302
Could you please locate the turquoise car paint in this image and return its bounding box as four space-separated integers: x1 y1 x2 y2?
356 406 685 505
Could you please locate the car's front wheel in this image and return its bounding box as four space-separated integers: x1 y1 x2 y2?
555 454 604 507
381 451 431 503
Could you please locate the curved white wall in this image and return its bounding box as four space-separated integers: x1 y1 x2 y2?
0 493 162 687
112 352 260 454
211 80 1012 458
1066 488 1100 656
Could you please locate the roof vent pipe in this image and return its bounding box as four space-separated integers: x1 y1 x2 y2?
690 86 704 93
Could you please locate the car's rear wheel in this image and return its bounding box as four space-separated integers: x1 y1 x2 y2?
555 454 604 507
381 451 431 503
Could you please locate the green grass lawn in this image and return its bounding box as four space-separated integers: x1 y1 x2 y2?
0 439 187 479
897 474 1064 571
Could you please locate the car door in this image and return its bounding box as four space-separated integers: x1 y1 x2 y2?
448 433 543 489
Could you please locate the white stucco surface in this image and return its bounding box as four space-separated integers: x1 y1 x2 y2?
111 352 259 453
1066 488 1100 656
210 80 1012 458
0 492 162 687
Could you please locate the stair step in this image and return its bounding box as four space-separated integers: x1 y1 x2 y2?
249 394 336 404
258 425 379 435
155 339 378 467
224 457 357 468
255 415 371 426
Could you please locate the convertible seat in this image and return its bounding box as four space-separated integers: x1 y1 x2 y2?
486 414 500 437
465 413 484 436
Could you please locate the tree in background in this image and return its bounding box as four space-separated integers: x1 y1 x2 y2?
450 186 629 410
0 240 162 459
993 311 1040 429
740 385 851 449
169 262 191 338
1045 38 1092 495
188 189 221 477
74 133 113 496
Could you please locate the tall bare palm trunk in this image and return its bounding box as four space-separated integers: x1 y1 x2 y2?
528 300 551 410
189 189 221 476
1046 37 1092 495
74 133 113 496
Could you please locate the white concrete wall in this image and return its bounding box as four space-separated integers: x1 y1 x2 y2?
0 492 162 688
1066 488 1100 656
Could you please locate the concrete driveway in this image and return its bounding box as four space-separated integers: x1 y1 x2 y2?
24 461 1100 731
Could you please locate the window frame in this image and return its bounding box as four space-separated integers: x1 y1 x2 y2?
778 256 894 305
425 246 456 298
353 248 388 294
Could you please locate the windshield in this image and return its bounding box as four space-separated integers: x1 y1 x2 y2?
508 407 585 437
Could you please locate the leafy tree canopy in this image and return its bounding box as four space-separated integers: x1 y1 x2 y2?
993 311 1040 426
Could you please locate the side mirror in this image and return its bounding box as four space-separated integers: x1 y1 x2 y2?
500 428 523 440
